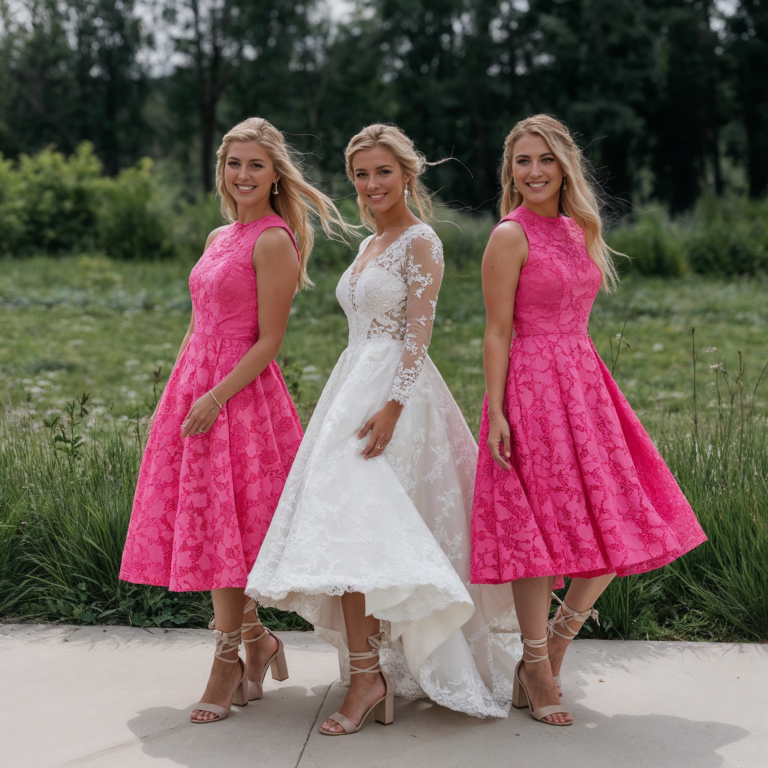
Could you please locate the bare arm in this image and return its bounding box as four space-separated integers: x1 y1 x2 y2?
181 226 299 438
482 221 528 471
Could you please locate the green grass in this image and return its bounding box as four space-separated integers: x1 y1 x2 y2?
1 244 767 639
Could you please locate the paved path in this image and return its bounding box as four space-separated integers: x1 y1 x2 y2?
1 624 764 768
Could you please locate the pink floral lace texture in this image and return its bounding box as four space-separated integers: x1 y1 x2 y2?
120 216 303 592
470 206 706 588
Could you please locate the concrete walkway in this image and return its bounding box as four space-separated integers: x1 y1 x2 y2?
1 624 764 768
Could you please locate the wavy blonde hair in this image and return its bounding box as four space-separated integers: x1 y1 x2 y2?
216 117 349 290
344 124 436 230
500 114 621 292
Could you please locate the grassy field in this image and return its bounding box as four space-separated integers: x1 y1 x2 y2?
1 244 767 640
2 249 768 432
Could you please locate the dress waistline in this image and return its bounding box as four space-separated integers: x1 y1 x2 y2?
191 331 257 343
514 331 589 338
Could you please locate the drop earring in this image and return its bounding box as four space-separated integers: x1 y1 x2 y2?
273 181 279 195
404 183 410 199
562 177 568 192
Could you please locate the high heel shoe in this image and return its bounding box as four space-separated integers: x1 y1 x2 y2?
190 625 248 724
548 594 600 694
241 597 289 700
512 636 572 726
319 632 394 735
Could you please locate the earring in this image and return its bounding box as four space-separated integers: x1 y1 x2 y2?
512 183 518 193
273 181 279 195
404 183 410 199
562 177 568 191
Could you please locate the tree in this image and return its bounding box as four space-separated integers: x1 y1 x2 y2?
0 0 149 174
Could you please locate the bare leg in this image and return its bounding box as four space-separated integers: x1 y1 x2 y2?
548 573 616 692
242 595 279 686
512 576 572 725
321 592 386 734
191 587 246 723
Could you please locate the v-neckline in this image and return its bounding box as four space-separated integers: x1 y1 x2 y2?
350 224 423 279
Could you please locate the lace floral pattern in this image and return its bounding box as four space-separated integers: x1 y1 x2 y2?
247 225 520 718
120 216 304 592
340 225 443 406
470 206 707 587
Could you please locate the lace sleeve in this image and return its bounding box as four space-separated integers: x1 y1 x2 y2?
389 231 444 406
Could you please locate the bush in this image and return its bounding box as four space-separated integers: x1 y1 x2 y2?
96 158 174 261
608 212 687 277
684 196 768 276
0 143 174 260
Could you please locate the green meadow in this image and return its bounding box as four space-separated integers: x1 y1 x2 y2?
1 233 767 640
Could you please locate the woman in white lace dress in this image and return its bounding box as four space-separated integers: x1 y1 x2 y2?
246 124 519 734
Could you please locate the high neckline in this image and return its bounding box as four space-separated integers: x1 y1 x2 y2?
234 213 280 228
518 205 562 223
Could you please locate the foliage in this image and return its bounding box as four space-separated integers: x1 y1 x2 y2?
0 1 765 214
0 145 174 259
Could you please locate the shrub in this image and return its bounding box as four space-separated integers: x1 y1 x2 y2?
96 158 174 261
607 212 687 278
684 195 768 276
0 143 174 260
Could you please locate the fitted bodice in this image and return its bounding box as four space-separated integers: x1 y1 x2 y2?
505 206 602 337
336 224 444 405
189 215 299 341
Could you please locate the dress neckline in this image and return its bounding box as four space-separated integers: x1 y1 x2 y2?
233 213 282 229
351 223 427 278
516 206 563 224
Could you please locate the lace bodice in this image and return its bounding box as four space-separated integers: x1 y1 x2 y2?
507 206 602 337
336 224 444 406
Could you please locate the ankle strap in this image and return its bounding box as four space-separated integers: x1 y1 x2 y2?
210 626 242 664
241 597 269 644
547 594 600 641
349 633 383 675
521 635 549 663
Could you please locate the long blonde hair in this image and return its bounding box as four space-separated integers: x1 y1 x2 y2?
500 114 620 292
344 124 435 230
216 117 349 290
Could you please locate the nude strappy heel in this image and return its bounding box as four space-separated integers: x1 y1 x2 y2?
319 632 394 735
190 625 248 724
548 594 600 694
241 597 289 700
512 636 572 726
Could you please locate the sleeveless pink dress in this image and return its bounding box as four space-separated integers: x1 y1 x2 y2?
470 206 706 588
120 215 304 592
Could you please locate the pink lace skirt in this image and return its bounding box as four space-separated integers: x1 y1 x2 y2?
120 334 303 592
470 334 706 588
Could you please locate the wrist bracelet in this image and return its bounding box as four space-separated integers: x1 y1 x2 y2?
209 390 223 410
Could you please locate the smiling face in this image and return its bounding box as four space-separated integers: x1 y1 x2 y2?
352 145 411 217
511 132 565 213
224 140 279 213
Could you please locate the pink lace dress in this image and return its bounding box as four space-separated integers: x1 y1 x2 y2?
120 215 304 592
471 206 706 588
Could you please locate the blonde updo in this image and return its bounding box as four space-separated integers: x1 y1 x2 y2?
344 124 435 230
500 114 620 292
216 117 349 290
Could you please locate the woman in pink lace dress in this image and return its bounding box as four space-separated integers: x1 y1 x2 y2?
471 115 706 726
120 117 347 725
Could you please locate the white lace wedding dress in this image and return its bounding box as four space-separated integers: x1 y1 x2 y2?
246 223 520 717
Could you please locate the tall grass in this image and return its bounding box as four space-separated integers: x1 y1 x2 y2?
579 340 768 641
0 404 309 630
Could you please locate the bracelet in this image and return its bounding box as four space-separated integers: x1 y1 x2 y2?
209 390 223 410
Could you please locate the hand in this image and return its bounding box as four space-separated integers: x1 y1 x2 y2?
488 412 512 471
181 391 223 438
358 401 404 460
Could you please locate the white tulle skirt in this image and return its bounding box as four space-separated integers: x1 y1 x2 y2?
246 338 520 717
